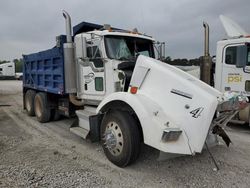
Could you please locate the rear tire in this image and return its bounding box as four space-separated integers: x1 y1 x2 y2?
100 110 141 167
25 90 36 116
34 92 51 123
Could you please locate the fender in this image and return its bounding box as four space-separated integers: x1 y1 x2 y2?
97 92 193 155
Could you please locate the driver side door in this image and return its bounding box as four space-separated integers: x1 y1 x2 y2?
221 44 248 93
80 38 106 102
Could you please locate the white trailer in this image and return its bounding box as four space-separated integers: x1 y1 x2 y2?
0 62 15 79
23 11 247 167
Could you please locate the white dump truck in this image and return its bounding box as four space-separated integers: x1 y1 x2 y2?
22 11 247 167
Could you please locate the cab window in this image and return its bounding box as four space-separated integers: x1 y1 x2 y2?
87 46 101 59
86 44 103 68
225 46 236 65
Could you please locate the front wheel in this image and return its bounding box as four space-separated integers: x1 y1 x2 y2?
100 110 141 167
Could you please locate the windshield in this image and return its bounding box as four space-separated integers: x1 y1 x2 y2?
104 35 155 60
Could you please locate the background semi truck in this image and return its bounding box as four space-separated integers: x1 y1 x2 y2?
214 16 250 125
22 11 246 167
187 15 250 126
0 62 15 80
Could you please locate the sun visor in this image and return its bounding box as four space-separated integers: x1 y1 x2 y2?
73 22 121 36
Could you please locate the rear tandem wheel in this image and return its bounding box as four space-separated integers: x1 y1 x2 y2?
24 90 36 116
34 92 51 123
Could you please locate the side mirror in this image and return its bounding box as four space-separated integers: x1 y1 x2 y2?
154 41 165 61
236 45 247 68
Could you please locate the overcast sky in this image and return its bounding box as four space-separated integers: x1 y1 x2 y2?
0 0 249 61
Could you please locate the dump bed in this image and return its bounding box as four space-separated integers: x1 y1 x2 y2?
23 35 67 95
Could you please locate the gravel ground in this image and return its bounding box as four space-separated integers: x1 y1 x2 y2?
0 80 250 188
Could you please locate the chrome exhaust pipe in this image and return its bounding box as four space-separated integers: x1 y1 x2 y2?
200 22 212 85
203 22 209 57
62 10 72 43
62 10 84 106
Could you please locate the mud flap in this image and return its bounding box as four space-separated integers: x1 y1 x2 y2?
89 114 103 142
212 125 232 147
70 118 79 128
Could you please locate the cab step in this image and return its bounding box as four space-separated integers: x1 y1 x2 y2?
70 107 97 139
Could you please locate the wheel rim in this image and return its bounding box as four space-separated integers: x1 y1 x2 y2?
103 121 124 156
35 97 42 118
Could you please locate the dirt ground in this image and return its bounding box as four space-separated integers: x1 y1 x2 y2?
0 80 250 188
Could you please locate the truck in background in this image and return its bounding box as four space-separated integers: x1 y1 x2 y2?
214 16 250 126
22 11 246 167
195 15 250 126
0 62 15 80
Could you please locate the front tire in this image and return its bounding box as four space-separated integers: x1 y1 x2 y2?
100 110 141 167
34 92 51 123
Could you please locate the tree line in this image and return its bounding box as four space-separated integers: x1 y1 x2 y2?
162 56 202 66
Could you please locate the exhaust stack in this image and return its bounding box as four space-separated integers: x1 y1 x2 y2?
200 22 212 85
62 10 84 106
63 10 73 43
62 10 76 94
203 22 209 57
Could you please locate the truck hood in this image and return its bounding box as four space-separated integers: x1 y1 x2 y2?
129 55 222 153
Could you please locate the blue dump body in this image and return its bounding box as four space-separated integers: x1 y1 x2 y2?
23 35 67 95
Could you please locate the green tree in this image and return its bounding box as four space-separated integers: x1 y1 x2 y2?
0 60 10 64
164 56 172 63
13 58 23 72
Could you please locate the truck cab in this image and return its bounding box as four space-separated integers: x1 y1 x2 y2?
74 29 155 105
215 37 250 94
213 15 250 124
